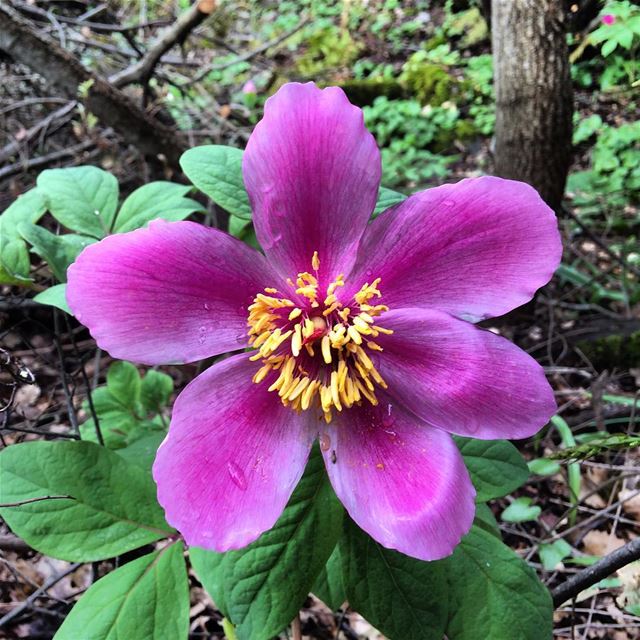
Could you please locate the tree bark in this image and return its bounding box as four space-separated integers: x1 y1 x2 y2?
492 0 573 210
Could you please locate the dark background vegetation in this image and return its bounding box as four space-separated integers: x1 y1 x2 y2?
0 0 639 638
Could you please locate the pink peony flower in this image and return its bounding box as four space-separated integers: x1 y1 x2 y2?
242 79 257 94
66 82 561 561
601 14 615 25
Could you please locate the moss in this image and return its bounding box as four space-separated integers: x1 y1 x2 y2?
578 331 640 369
401 60 455 106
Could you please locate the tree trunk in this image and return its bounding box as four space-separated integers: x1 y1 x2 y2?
492 0 573 210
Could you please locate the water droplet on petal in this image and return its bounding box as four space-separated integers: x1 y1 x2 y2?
227 461 247 490
236 333 247 345
319 432 331 452
366 269 373 277
442 199 455 206
203 303 210 310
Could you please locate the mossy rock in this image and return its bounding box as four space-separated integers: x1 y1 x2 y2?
401 61 455 106
334 78 405 107
578 331 640 369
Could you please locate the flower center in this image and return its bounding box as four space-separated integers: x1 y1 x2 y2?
247 252 392 423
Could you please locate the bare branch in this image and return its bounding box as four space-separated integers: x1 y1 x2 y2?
110 0 218 88
551 537 640 607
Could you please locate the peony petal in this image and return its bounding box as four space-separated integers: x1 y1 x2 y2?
152 353 315 551
321 400 475 561
375 307 557 440
348 177 562 321
243 82 381 283
67 220 278 365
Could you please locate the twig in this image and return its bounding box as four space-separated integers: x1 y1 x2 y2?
292 614 302 640
53 310 79 435
0 2 189 172
0 140 98 180
551 537 640 607
0 495 72 507
110 0 217 88
0 101 77 165
185 16 309 86
0 562 81 628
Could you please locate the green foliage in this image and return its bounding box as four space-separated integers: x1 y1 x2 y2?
363 97 459 187
191 447 343 640
33 283 72 315
454 437 530 502
80 361 172 448
55 542 189 640
340 518 448 640
338 521 553 640
0 188 47 284
501 497 542 523
444 525 553 640
590 1 640 58
0 440 171 561
37 166 120 238
296 25 362 76
180 145 252 219
568 121 640 208
400 51 459 106
311 545 345 610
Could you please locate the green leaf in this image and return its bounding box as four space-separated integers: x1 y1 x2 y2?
54 542 189 640
373 186 406 217
190 447 344 640
140 370 173 414
107 361 141 411
114 181 204 233
0 238 31 284
445 525 552 640
455 437 529 502
528 458 561 476
0 440 171 561
37 166 119 238
500 497 541 523
180 145 252 220
474 503 500 538
312 545 346 610
34 284 72 315
19 224 94 282
340 518 448 640
0 188 47 234
538 539 572 571
116 432 165 472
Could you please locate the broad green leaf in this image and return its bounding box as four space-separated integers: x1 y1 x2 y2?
54 542 189 640
80 387 159 449
340 518 448 640
34 284 72 315
455 437 529 502
0 238 31 284
37 166 119 237
501 497 541 523
0 188 47 233
140 370 173 414
0 190 52 284
0 440 172 561
107 361 141 411
114 181 204 233
180 145 252 220
190 448 344 640
474 503 500 538
538 539 572 571
19 224 94 282
116 432 166 472
312 545 346 610
373 186 406 217
445 525 552 640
